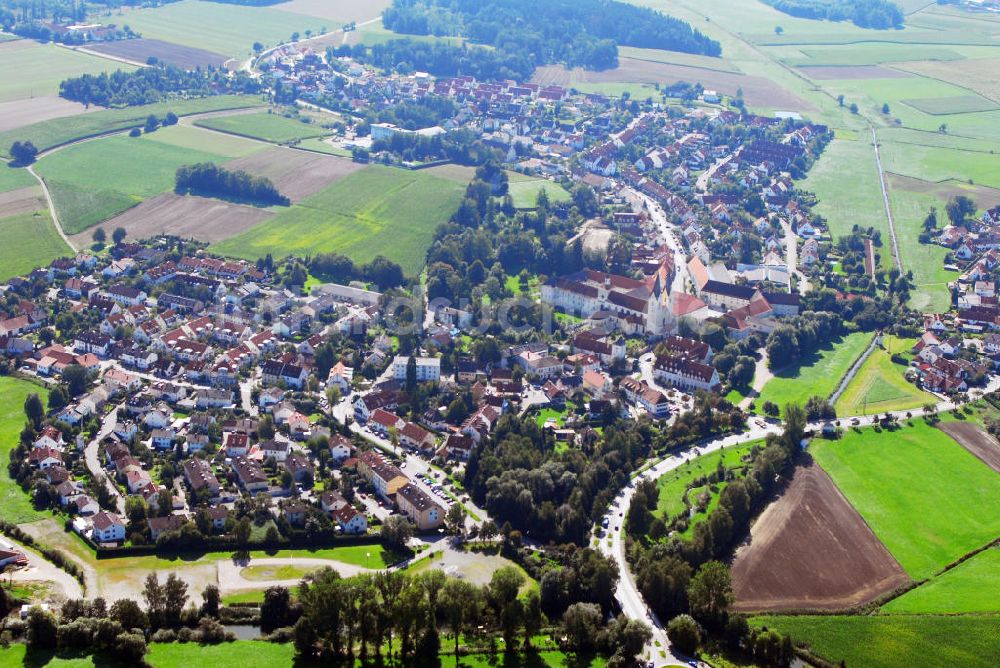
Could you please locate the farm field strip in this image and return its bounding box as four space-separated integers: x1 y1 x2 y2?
34 124 265 234
810 421 1000 579
212 165 465 275
0 40 134 103
81 37 229 69
116 0 330 60
0 95 264 158
195 111 329 144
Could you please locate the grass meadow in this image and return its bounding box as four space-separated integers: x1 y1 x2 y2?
811 420 1000 578
834 336 933 416
0 95 263 158
0 165 37 194
885 185 955 313
35 124 263 234
755 332 872 413
213 165 465 275
0 210 70 281
750 614 1000 668
0 642 606 668
0 377 50 524
195 111 328 144
797 137 888 249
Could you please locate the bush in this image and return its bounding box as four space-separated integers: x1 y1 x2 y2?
666 614 701 656
151 628 178 643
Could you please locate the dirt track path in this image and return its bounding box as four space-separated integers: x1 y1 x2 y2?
871 126 902 270
26 163 76 253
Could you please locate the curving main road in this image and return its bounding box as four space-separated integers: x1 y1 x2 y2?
597 378 1000 667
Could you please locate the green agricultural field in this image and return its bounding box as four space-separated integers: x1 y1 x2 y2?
0 377 50 524
755 332 872 413
118 0 328 60
903 95 999 115
781 44 964 66
798 137 888 247
653 440 760 539
750 614 1000 668
34 124 263 233
0 95 264 158
0 210 70 282
883 547 1000 614
834 336 933 416
213 165 465 275
0 165 36 194
507 173 572 209
195 111 328 143
0 40 133 103
811 421 1000 578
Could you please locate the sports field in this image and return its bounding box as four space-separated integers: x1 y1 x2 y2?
0 40 133 103
811 421 1000 578
118 0 328 60
34 124 263 234
0 95 264 158
755 332 872 413
507 173 573 209
750 614 1000 668
834 337 933 416
195 111 328 143
882 547 1000 614
213 165 465 275
0 377 50 524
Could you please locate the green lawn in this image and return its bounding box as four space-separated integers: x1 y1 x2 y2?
245 544 403 568
506 175 572 209
118 0 329 60
213 165 465 276
750 614 1000 668
0 40 133 103
0 210 70 282
653 441 760 539
195 111 328 143
811 420 1000 578
34 124 263 233
756 332 872 413
0 95 264 158
0 377 50 524
883 547 1000 614
834 336 933 416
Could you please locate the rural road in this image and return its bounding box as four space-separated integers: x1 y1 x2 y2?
870 126 902 271
27 164 76 253
82 401 127 515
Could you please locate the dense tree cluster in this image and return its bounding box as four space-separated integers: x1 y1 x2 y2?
351 39 536 82
383 0 721 75
762 0 903 29
175 163 290 206
9 140 38 165
59 64 262 107
376 95 457 130
306 253 406 288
